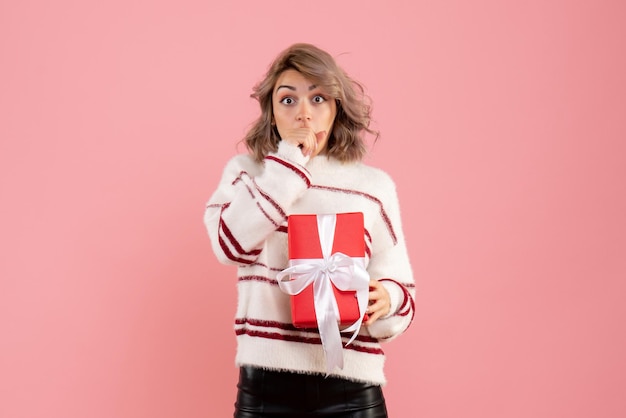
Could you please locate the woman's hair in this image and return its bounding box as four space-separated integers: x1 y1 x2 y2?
244 43 378 162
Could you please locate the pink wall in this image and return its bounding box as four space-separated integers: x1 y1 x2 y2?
1 1 625 417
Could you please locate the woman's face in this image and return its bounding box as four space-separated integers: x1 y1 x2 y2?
272 69 337 157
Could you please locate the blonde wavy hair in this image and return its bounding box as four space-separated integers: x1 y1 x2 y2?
244 43 378 163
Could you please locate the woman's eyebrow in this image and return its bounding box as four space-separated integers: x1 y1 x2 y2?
276 85 295 92
275 84 318 92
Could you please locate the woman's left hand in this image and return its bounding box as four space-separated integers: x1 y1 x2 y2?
365 279 391 325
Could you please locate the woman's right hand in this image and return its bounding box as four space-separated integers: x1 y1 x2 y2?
281 127 326 157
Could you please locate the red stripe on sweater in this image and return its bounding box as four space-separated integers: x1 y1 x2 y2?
220 217 262 257
310 185 397 244
233 175 285 226
265 155 311 187
255 201 282 228
231 171 250 186
238 275 280 286
236 317 299 331
232 172 256 199
213 203 255 264
235 329 384 355
218 235 256 265
253 179 287 220
231 171 287 223
235 318 380 344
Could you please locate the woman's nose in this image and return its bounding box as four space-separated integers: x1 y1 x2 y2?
296 102 312 122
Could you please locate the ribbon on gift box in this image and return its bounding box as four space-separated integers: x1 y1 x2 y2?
276 213 370 373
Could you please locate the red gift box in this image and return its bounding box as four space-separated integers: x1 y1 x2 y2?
287 212 366 328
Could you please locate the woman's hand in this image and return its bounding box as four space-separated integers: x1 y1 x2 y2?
281 127 326 157
365 279 391 325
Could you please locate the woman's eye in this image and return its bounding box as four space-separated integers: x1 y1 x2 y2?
280 97 295 105
313 95 326 103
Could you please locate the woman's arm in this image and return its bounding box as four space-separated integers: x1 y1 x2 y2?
204 141 310 266
364 180 416 341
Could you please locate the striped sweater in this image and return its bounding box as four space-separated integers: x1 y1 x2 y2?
204 141 415 385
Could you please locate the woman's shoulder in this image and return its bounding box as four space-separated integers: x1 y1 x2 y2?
321 160 400 207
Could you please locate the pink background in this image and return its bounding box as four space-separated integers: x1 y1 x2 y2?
1 1 625 417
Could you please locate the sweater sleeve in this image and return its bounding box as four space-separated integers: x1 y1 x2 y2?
204 142 310 266
365 178 416 342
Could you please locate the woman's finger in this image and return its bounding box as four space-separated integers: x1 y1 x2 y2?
366 279 391 325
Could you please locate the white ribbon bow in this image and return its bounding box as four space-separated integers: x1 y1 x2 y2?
276 214 370 373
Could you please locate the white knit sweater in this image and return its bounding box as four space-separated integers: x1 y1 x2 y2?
204 141 415 385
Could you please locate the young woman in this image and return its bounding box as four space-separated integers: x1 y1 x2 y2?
205 43 415 417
